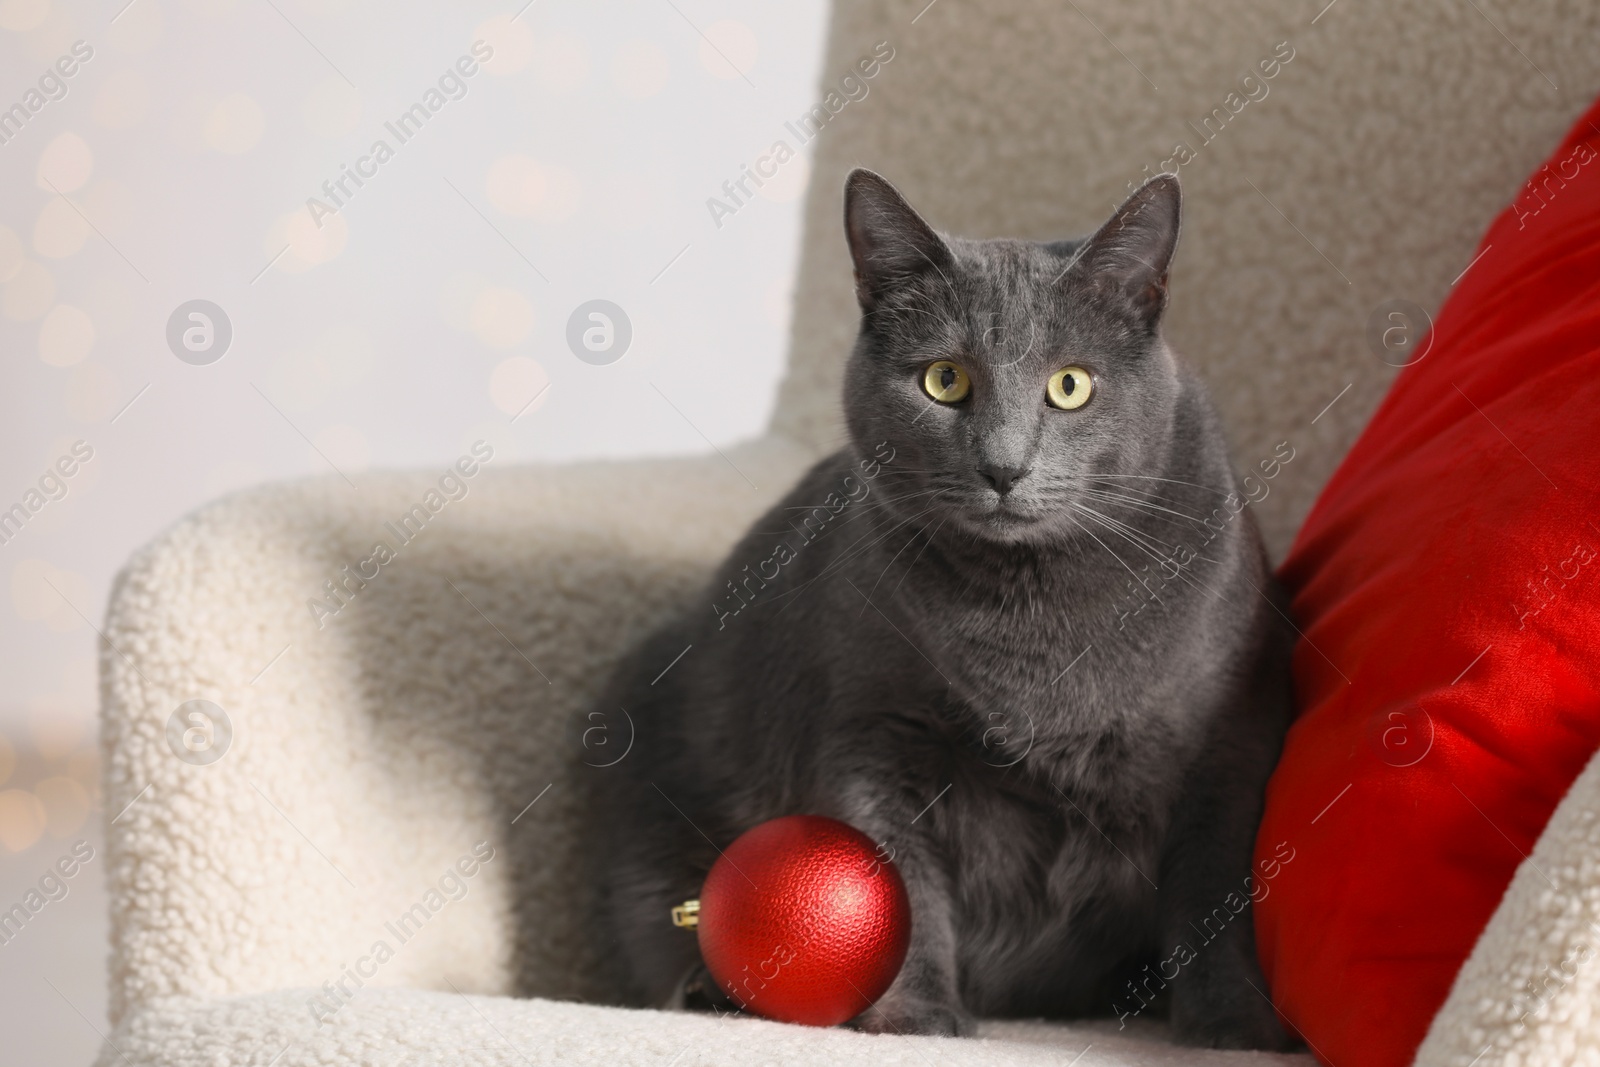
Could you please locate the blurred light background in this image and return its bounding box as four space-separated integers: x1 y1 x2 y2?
0 0 829 1060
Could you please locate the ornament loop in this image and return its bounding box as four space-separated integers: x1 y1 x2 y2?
671 899 701 929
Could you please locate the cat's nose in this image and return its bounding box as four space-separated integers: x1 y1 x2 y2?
977 463 1030 496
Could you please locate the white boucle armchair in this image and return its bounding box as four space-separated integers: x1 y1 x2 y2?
97 1 1600 1064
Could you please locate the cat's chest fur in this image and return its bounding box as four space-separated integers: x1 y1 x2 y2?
840 538 1224 1010
862 510 1234 774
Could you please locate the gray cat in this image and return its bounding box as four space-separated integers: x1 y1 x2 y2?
588 170 1294 1049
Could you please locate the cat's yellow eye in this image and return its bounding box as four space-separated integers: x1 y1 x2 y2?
1047 366 1094 410
922 360 971 403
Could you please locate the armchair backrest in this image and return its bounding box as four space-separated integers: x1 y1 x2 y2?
772 0 1600 557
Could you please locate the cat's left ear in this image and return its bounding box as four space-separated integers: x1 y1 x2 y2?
1064 174 1181 326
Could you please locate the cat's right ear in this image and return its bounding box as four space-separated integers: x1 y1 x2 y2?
843 169 954 312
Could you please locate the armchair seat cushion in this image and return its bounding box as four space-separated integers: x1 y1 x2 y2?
99 990 1312 1067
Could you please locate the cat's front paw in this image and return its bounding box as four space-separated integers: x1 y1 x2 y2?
665 963 738 1014
1170 993 1293 1051
850 994 972 1037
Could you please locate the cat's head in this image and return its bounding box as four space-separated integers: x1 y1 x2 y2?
841 169 1186 546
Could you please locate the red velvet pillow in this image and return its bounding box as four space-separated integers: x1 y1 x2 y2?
1254 97 1600 1067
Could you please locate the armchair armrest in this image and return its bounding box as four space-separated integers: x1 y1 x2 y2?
98 438 812 1025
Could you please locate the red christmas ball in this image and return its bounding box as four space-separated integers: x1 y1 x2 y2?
695 815 911 1026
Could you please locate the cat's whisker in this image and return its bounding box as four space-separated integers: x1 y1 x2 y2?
1079 480 1209 510
870 303 938 319
1082 481 1237 527
822 497 949 579
768 508 944 620
768 495 950 617
1075 501 1203 536
832 488 949 523
1062 495 1177 543
1070 501 1177 555
1068 507 1200 608
1074 510 1211 599
891 515 948 599
779 483 944 516
1090 473 1231 496
1084 493 1220 522
1070 503 1234 607
1062 510 1153 602
761 496 942 581
1076 487 1208 526
1068 501 1228 604
860 512 943 614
